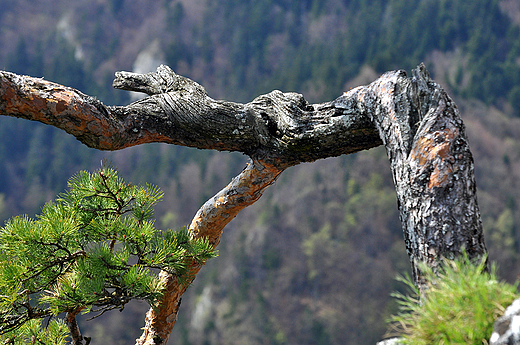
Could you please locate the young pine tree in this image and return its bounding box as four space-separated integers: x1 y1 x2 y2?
0 166 217 344
389 255 519 344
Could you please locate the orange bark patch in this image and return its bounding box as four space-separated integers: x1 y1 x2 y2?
428 157 452 188
52 91 73 113
410 125 458 189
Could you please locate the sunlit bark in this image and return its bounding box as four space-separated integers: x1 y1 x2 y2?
0 63 487 344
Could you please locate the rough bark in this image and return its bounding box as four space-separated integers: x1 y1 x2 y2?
0 65 382 167
66 308 89 345
0 63 487 343
364 65 487 289
136 160 283 345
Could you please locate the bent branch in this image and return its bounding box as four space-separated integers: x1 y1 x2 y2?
0 65 382 167
0 63 487 342
136 159 284 345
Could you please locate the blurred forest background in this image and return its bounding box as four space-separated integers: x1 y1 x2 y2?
1 0 520 344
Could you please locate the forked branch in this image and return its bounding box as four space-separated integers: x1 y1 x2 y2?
0 63 487 344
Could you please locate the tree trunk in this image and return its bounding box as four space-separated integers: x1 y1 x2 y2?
0 63 487 343
365 65 487 289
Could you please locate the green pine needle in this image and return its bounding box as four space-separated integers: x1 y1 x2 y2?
388 254 519 344
0 166 217 341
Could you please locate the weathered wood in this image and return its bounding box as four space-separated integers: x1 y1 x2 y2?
0 65 382 168
135 159 283 345
0 63 487 343
364 65 487 290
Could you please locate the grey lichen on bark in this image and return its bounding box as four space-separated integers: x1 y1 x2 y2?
109 65 383 167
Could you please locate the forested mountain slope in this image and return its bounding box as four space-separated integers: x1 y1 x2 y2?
1 0 520 344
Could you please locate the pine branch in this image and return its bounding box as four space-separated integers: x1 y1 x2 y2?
0 167 218 343
21 250 86 283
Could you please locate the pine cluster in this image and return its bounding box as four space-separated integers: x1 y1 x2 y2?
389 254 519 344
0 166 216 344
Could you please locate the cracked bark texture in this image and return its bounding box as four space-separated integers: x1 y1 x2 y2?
363 65 486 289
0 63 487 344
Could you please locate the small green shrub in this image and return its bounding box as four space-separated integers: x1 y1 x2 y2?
389 255 519 344
0 166 217 344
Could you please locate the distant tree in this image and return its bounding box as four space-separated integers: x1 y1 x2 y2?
0 63 487 344
0 166 216 345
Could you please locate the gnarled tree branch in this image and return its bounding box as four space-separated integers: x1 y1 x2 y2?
0 65 382 167
0 63 487 344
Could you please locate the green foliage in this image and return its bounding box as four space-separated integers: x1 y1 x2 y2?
0 166 217 342
1 319 69 345
389 255 519 344
197 0 520 106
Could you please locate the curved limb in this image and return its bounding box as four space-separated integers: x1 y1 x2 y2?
135 159 284 345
